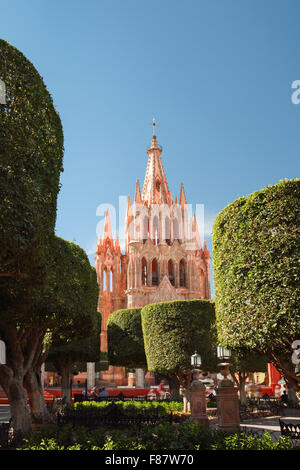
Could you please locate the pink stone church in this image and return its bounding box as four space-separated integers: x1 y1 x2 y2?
95 122 211 386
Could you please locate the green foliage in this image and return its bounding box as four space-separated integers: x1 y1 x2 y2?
19 423 293 450
70 400 183 415
141 299 216 375
211 430 292 450
107 308 147 368
0 39 64 295
44 237 100 364
230 349 268 375
212 179 300 362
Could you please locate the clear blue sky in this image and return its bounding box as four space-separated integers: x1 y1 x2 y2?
2 0 300 295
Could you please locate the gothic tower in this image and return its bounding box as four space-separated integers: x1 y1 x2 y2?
95 122 211 386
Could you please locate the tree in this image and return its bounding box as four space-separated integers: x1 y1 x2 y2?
141 299 216 400
213 179 300 401
47 325 101 404
29 237 100 406
0 39 63 438
229 350 268 404
107 308 147 369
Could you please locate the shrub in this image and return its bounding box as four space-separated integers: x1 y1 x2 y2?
19 424 293 450
141 299 216 376
107 308 147 368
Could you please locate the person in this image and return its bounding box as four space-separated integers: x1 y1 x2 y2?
280 390 288 405
98 387 109 398
90 386 98 399
81 389 90 399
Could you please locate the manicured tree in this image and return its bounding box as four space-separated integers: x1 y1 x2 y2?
213 179 300 401
0 39 63 437
141 299 217 400
32 237 100 405
107 308 147 369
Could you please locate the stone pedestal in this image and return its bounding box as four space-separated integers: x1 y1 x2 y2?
189 379 209 427
128 372 135 387
216 380 240 430
135 368 145 388
87 362 95 389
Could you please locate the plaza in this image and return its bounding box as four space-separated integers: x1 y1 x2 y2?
0 0 300 454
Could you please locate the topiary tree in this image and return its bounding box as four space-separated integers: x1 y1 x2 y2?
0 39 64 438
107 308 147 369
141 299 217 400
0 38 63 283
23 236 100 416
213 179 300 401
34 237 100 405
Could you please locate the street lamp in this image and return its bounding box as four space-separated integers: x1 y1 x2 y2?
217 345 231 361
217 345 233 385
191 351 202 368
191 351 202 382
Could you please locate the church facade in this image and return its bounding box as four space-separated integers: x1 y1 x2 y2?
94 124 211 386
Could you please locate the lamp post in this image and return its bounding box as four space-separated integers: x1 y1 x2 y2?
217 345 233 386
189 351 209 427
216 345 240 430
191 351 202 380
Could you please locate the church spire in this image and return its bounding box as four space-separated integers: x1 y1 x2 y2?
141 120 172 206
179 183 187 207
134 178 142 203
103 209 113 240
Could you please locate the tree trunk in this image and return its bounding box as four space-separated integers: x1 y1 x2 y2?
24 368 51 423
183 388 191 413
61 362 73 404
239 372 247 405
0 369 32 441
167 374 181 401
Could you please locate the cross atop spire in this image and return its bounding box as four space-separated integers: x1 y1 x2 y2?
152 117 157 137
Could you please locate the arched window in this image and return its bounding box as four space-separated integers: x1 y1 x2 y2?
141 258 147 286
103 268 106 291
173 217 180 241
104 268 112 293
142 216 149 241
179 259 186 287
168 259 175 286
152 258 159 286
110 270 113 293
164 216 171 245
152 216 159 245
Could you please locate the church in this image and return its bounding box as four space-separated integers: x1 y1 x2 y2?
94 121 211 386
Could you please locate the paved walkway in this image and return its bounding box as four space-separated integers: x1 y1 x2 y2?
240 415 300 441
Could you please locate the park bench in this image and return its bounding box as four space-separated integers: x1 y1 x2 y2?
279 419 300 440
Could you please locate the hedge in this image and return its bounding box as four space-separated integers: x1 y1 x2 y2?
141 299 216 376
107 308 147 368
